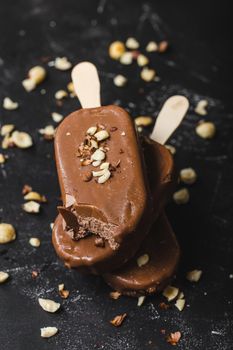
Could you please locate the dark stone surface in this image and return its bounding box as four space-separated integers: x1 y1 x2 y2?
0 0 232 349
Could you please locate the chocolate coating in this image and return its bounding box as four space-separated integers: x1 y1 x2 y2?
54 105 152 252
103 214 180 296
52 135 175 273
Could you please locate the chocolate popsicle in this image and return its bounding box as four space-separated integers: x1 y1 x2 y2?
53 105 154 269
52 137 175 273
103 214 180 296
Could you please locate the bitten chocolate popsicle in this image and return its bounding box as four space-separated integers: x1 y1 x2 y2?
103 213 180 296
52 137 175 273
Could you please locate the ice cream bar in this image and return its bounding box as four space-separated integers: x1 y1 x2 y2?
103 214 180 296
52 137 175 273
54 105 153 254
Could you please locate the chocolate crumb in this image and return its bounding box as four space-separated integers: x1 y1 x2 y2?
109 291 121 300
119 149 124 154
94 237 105 247
158 40 169 53
159 302 170 310
110 313 127 327
31 270 39 279
82 171 93 182
110 126 118 132
166 331 181 345
22 184 32 195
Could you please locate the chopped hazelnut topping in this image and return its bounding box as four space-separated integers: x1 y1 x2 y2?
98 169 111 184
180 168 197 185
186 269 202 282
125 37 139 49
91 149 106 161
109 41 126 60
146 41 158 52
120 51 133 65
166 331 181 345
173 188 190 204
137 254 149 267
194 100 208 116
163 285 179 301
196 121 216 139
0 271 9 284
0 223 16 244
29 237 41 247
40 327 58 338
110 313 127 327
86 126 97 135
109 291 121 300
95 237 105 247
135 116 153 127
54 57 72 70
3 97 19 110
113 74 127 87
94 130 109 141
140 67 156 82
38 298 60 313
22 201 40 213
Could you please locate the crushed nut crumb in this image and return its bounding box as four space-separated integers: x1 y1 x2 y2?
38 298 60 313
166 331 181 345
173 188 190 204
3 97 19 110
180 168 197 185
163 285 179 301
52 112 63 123
22 201 40 214
120 51 133 65
125 37 139 49
0 223 16 244
0 271 9 284
140 67 156 82
146 41 158 52
55 90 68 100
113 74 127 87
40 327 58 338
54 57 72 70
137 296 146 306
29 237 41 247
186 269 202 282
110 291 121 300
135 116 153 127
175 299 185 311
11 131 33 149
109 41 125 60
194 100 208 116
196 121 216 139
110 313 127 327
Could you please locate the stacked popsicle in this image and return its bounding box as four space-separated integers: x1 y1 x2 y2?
52 62 189 296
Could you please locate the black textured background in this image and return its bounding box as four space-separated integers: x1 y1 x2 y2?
0 1 233 349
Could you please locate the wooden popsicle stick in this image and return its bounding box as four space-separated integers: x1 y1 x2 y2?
71 62 101 108
150 95 189 145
